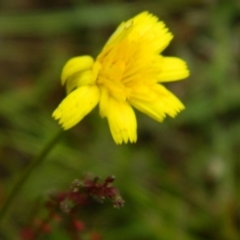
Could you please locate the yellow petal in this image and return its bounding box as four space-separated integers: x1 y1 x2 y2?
66 70 93 94
129 84 184 122
99 87 109 118
129 83 156 101
103 18 134 50
127 12 173 53
103 12 173 54
61 56 94 85
52 86 100 129
107 99 137 144
158 57 189 82
103 21 132 50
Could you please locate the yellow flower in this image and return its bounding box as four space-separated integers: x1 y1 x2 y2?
53 11 189 144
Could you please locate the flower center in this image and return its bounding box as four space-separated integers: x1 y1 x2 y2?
96 60 131 101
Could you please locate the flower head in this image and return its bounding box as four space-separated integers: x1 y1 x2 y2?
53 11 189 144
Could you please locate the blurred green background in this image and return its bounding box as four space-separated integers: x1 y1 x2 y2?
1 0 240 239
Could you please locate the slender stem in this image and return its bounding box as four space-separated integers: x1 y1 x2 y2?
0 129 63 223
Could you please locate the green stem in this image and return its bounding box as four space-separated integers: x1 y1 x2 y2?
0 129 63 223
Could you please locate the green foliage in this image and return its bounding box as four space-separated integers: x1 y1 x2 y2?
1 0 240 239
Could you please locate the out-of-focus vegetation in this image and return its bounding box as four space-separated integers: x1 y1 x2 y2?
0 0 240 239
